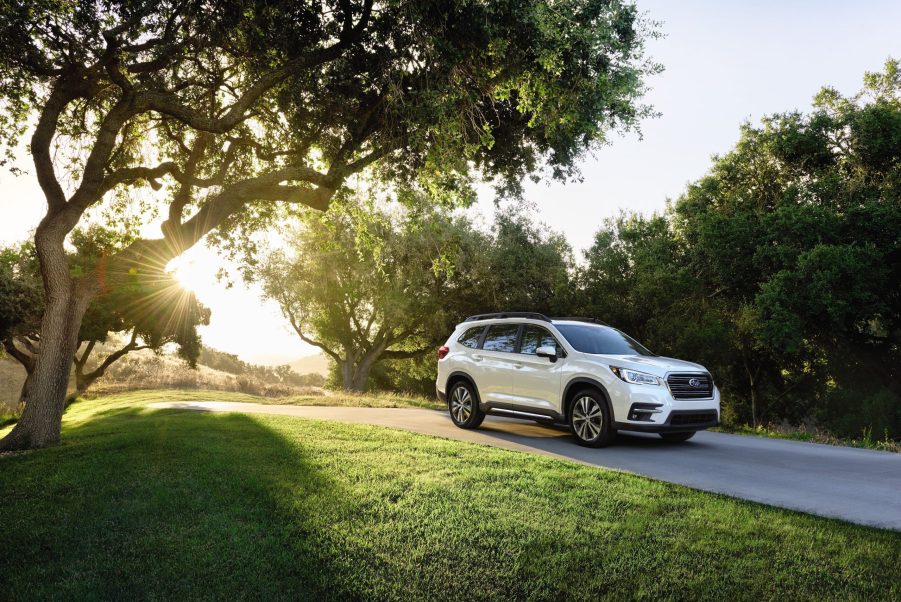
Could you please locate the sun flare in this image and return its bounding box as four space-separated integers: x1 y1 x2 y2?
166 254 209 295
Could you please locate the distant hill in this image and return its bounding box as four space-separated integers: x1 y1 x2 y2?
1 342 329 414
287 353 330 377
244 351 330 377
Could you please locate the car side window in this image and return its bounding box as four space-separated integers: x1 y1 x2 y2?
457 326 485 349
482 324 520 353
519 325 559 355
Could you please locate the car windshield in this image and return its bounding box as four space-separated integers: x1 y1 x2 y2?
554 323 655 356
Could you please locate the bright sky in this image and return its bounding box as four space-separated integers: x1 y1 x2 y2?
1 0 898 365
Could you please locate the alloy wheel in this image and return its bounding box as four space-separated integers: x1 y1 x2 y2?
451 386 473 423
572 395 603 441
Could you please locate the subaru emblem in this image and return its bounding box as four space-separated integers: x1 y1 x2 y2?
688 378 701 388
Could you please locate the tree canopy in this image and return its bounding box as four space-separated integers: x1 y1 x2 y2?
0 230 209 401
578 60 901 437
260 202 486 391
0 0 659 450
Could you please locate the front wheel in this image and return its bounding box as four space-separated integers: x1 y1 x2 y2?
660 431 696 443
448 381 485 429
569 390 615 447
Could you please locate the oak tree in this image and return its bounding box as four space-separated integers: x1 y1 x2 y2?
0 0 657 449
260 203 487 391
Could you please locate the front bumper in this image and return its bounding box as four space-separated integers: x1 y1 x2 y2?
611 382 720 433
615 409 719 433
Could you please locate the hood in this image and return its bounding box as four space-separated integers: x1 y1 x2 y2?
602 355 708 377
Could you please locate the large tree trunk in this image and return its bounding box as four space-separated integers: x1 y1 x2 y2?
338 356 364 392
350 365 371 392
350 350 381 392
0 293 89 450
0 223 93 451
337 346 385 393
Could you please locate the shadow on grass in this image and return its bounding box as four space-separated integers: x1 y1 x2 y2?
3 404 901 601
0 406 353 600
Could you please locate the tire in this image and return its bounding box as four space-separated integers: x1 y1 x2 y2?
659 431 696 443
448 381 485 429
568 389 615 447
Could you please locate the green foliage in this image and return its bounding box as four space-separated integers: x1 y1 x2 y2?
0 243 42 342
0 0 659 243
0 229 209 368
261 199 488 390
268 199 578 393
368 354 440 397
578 60 901 438
485 206 575 315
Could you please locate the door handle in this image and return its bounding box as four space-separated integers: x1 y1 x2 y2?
513 362 523 369
472 355 483 362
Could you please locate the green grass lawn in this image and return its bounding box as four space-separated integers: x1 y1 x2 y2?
1 393 899 601
77 387 445 410
713 423 900 453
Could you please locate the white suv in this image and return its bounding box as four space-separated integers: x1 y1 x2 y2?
436 313 720 447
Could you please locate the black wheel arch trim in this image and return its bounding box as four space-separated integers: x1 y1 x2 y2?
446 371 482 404
562 377 613 422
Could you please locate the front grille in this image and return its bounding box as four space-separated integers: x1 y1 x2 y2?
669 411 718 426
667 373 714 400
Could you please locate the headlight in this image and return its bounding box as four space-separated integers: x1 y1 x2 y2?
610 366 661 386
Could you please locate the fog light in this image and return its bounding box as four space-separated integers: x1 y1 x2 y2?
628 403 663 421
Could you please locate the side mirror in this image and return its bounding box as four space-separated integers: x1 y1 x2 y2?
536 346 558 362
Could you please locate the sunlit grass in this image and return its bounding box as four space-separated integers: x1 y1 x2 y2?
75 388 443 411
280 390 444 410
1 393 899 600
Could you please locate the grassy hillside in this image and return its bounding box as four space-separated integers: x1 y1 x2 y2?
80 389 444 411
288 352 330 377
0 393 898 600
0 340 327 416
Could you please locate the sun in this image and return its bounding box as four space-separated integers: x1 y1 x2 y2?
166 253 209 294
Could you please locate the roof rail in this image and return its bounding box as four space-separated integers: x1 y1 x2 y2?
464 312 552 323
552 316 610 326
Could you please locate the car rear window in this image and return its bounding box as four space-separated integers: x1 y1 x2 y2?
482 324 520 353
555 323 655 356
457 326 485 349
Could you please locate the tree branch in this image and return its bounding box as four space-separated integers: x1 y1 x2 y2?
157 167 337 254
3 338 36 372
31 80 80 211
99 161 178 195
285 310 342 363
79 329 139 385
138 0 373 134
68 95 138 210
73 339 97 372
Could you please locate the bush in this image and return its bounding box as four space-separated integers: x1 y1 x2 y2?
817 386 901 440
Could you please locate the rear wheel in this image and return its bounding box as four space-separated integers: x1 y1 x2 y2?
448 381 485 429
660 431 696 443
568 390 615 447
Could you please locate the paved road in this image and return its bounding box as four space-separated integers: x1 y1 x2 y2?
149 401 901 531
